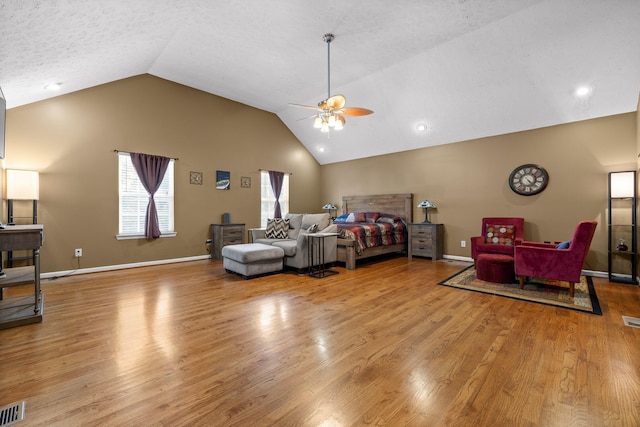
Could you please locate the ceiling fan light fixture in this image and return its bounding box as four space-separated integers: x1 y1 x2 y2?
290 33 373 133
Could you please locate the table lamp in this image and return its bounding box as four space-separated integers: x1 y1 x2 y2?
417 200 437 223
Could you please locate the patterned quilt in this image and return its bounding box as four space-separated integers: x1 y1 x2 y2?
337 220 408 255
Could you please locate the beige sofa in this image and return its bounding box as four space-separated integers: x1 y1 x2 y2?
251 213 338 271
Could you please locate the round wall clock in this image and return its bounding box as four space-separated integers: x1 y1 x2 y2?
508 164 549 196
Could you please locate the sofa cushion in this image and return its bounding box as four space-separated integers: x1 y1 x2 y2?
484 224 515 245
265 218 289 239
284 213 303 239
302 213 330 231
271 239 297 257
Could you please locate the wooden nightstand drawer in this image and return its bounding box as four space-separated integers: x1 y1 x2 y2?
408 223 443 260
211 223 245 259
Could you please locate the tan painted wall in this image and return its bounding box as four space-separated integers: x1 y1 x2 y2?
321 113 638 272
4 75 321 273
4 74 638 274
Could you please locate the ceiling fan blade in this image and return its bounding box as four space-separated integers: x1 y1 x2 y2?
339 107 374 116
324 94 346 110
289 103 321 111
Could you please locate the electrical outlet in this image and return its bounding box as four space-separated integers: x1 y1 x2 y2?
75 248 83 257
460 240 466 248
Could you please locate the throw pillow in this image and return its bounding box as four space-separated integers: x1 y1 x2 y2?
555 240 571 249
307 223 319 233
265 218 290 239
485 224 515 245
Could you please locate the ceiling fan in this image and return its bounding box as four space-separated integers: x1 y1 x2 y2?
290 33 373 132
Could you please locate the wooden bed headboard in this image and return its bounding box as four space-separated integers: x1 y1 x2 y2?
341 193 413 223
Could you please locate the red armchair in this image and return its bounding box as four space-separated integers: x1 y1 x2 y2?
514 220 597 297
471 217 525 263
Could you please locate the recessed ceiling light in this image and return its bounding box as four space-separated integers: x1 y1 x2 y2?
44 83 62 91
416 123 428 132
317 146 325 152
575 86 591 97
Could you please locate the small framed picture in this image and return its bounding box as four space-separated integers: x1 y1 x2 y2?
241 176 251 188
190 171 203 185
216 170 230 190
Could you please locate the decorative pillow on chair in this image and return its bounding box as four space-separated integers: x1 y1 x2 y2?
265 218 290 239
485 224 515 245
555 240 571 249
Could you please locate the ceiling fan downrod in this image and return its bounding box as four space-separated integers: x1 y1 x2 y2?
323 33 334 101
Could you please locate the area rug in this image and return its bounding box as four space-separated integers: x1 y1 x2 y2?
438 266 601 315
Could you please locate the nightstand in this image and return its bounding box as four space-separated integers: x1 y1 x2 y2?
408 223 443 260
210 223 245 260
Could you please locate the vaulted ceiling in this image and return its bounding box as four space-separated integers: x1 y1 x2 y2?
1 0 639 164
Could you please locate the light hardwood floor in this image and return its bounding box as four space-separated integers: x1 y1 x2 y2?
1 257 639 426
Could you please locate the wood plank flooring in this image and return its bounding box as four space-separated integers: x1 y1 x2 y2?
1 256 639 426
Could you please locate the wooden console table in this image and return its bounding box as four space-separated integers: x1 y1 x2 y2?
0 225 44 329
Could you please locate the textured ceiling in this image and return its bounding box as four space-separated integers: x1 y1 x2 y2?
1 0 639 165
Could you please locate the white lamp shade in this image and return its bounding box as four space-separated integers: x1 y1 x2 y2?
417 200 437 208
322 203 337 210
6 169 39 200
610 171 635 198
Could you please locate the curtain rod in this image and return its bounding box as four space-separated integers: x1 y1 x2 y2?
114 149 179 161
259 168 292 176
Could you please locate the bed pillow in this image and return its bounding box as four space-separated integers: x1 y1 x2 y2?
365 212 380 223
265 218 290 239
484 224 515 245
377 213 402 224
346 212 367 223
333 214 349 223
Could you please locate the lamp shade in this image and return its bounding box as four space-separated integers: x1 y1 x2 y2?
417 200 437 209
6 169 39 200
610 171 635 198
322 203 337 210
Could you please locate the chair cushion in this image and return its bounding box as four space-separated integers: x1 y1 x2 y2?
265 218 289 239
284 213 303 239
484 224 515 245
302 213 330 231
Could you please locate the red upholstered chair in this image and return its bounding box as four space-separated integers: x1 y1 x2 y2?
514 220 597 297
471 217 525 264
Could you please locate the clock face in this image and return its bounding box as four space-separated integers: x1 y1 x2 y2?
509 164 548 196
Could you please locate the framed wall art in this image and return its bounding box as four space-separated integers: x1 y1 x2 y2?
216 170 230 190
190 171 203 185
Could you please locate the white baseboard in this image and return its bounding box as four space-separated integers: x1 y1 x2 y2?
42 255 211 279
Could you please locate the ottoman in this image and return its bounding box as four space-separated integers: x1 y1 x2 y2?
476 253 515 284
222 243 285 279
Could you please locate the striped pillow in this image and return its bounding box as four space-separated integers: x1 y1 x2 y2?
265 218 290 239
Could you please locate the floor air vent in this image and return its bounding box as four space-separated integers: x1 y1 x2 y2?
623 316 640 328
0 401 25 426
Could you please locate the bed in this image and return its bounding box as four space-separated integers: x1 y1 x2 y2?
336 193 413 270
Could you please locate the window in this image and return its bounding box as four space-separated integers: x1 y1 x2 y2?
260 171 289 227
118 153 175 238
